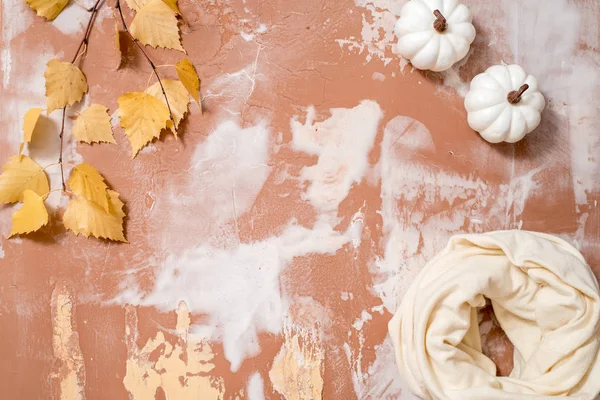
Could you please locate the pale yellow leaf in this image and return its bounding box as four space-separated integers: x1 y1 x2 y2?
115 22 123 70
25 0 68 20
130 0 184 52
162 0 180 15
63 189 127 242
73 104 116 144
9 190 49 237
124 0 146 11
123 0 179 14
45 59 88 114
67 163 110 212
175 58 200 104
118 92 170 157
23 108 43 143
0 155 50 204
146 79 189 135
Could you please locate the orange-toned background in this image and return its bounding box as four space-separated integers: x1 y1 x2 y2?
1 0 599 399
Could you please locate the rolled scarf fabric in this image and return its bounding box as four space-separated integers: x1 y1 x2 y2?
389 231 600 400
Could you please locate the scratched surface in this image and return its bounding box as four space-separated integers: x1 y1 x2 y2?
0 0 599 399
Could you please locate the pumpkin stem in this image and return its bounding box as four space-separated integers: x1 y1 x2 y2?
433 10 447 33
507 84 529 104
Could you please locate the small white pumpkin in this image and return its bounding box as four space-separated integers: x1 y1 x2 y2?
464 64 546 144
395 0 476 72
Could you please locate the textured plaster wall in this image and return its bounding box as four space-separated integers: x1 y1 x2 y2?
0 0 599 399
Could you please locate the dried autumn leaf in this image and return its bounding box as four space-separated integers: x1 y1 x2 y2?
25 0 69 20
45 59 88 114
130 0 184 52
73 104 116 144
162 0 181 15
146 79 189 135
175 58 200 104
23 108 43 143
115 22 123 70
63 189 127 242
67 163 110 212
123 0 179 14
118 92 170 157
0 155 50 204
123 0 146 11
9 190 49 237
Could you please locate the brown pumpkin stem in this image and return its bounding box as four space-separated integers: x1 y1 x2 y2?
433 10 447 32
507 84 529 104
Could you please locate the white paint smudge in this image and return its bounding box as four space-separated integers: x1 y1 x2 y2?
52 2 111 36
291 100 382 222
374 116 539 312
346 336 418 399
371 72 386 81
349 205 365 251
247 373 265 400
1 48 11 88
336 0 405 65
115 101 384 372
241 32 255 41
204 47 263 117
341 292 354 301
256 24 268 34
502 0 600 246
170 120 271 247
1 0 33 46
352 310 372 331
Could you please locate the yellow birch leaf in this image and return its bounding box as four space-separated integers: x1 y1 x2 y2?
130 0 184 52
161 0 181 15
67 163 110 212
175 58 200 104
63 190 127 242
118 92 170 158
23 107 43 143
146 79 189 136
115 22 123 70
73 104 116 144
0 155 50 204
124 0 146 11
45 59 88 114
123 0 179 14
25 0 69 20
9 190 49 237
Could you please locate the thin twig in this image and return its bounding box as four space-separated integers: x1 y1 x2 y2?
71 0 103 64
115 0 177 134
58 107 67 190
57 0 103 190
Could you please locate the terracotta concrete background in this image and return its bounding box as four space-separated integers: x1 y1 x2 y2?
0 0 599 399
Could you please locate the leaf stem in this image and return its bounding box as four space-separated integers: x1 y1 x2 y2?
59 107 67 190
58 0 103 192
114 0 178 134
72 0 104 64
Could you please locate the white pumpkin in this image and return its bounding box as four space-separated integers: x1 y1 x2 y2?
464 64 546 144
395 0 476 72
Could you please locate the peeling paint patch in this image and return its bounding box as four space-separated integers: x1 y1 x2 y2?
50 287 85 400
123 302 225 399
269 323 324 400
